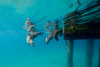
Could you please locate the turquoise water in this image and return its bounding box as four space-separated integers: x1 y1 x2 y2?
0 0 99 67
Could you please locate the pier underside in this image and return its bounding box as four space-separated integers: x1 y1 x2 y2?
63 1 100 67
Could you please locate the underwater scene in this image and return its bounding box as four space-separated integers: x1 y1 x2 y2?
0 0 100 67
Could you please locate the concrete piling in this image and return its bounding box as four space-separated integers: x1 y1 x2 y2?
98 40 100 67
86 39 95 67
67 39 74 67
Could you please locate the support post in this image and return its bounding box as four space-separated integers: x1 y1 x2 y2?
86 39 95 67
98 40 100 67
67 39 74 67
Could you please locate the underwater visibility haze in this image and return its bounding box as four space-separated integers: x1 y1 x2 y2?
0 0 99 67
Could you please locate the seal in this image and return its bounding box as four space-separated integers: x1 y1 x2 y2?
27 31 43 46
53 30 63 41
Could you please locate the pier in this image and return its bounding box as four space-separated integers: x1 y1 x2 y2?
63 1 100 67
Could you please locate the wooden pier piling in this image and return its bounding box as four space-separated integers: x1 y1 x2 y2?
86 39 94 67
67 39 74 67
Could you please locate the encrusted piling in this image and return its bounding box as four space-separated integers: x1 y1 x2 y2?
86 39 95 67
67 39 74 67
